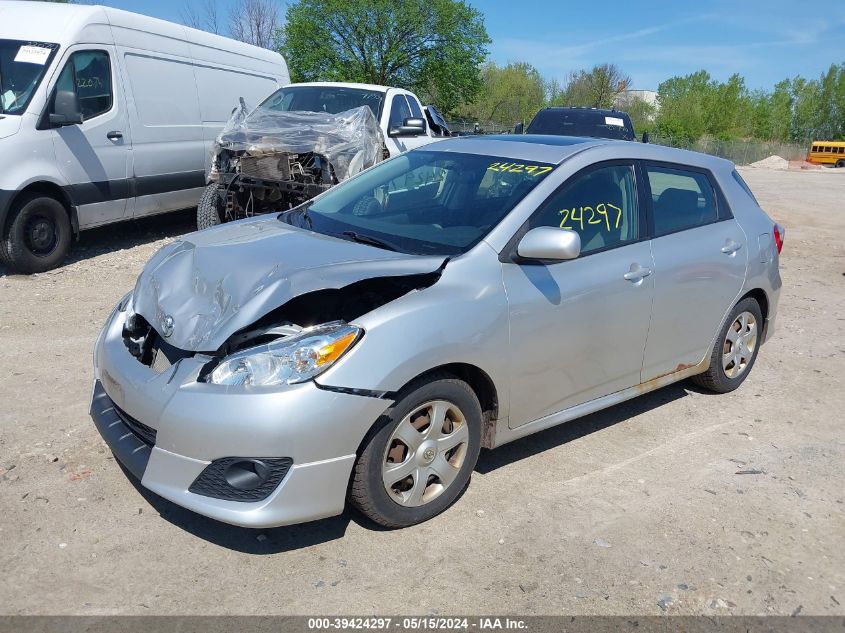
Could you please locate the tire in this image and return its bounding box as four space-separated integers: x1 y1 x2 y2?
349 374 483 528
197 183 223 230
1 194 72 274
691 297 763 393
836 160 845 168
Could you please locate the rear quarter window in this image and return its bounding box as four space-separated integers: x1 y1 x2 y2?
731 170 759 205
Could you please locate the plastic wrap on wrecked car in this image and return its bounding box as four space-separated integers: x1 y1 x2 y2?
208 100 383 183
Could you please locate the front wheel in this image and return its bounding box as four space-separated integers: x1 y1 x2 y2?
0 194 72 274
196 183 223 230
349 375 482 528
691 297 763 393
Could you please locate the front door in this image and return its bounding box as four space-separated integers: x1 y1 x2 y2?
640 163 747 381
384 93 431 156
504 162 654 428
50 45 131 228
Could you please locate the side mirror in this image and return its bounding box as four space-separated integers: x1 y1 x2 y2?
517 227 581 261
389 117 426 138
641 131 649 144
49 89 83 127
513 122 524 135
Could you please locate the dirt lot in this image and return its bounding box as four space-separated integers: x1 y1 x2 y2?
1 168 843 616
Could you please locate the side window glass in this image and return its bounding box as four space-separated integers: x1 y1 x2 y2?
388 94 412 129
407 96 423 118
57 50 112 120
530 164 639 255
647 165 717 236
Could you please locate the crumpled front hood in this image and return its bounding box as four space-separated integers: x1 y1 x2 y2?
131 216 445 352
0 115 22 140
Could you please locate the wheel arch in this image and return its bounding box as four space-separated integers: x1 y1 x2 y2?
737 287 770 340
1 181 77 237
353 362 501 458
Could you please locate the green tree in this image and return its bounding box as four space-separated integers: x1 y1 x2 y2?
457 61 546 128
552 63 631 109
279 0 490 114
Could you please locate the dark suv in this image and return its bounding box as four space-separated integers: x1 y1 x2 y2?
524 107 637 141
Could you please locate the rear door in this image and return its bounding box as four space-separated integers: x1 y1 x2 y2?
49 45 132 228
640 162 747 381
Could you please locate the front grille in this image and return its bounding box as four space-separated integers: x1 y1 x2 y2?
114 405 157 446
189 457 293 502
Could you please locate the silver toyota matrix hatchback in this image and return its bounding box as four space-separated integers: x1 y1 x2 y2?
91 135 783 529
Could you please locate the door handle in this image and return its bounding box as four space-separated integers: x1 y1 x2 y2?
624 264 653 282
721 240 742 254
107 131 123 141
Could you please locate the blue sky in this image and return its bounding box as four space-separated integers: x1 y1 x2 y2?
98 0 843 91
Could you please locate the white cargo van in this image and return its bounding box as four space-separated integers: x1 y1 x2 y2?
0 1 289 273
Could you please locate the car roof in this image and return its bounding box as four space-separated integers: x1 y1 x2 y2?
422 134 735 171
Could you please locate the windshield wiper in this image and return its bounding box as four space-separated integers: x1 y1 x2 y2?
339 231 401 252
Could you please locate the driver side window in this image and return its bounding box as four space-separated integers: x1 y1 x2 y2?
388 94 412 129
54 50 113 121
530 163 639 256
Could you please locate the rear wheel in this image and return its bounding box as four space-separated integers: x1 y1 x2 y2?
1 194 72 274
691 297 763 393
349 375 482 528
836 159 845 168
197 183 223 230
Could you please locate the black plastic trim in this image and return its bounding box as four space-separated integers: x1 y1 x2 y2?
189 457 293 502
314 382 394 399
89 381 151 481
63 171 206 207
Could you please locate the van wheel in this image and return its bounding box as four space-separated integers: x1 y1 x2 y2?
1 194 71 274
691 297 763 393
349 375 482 528
197 183 223 230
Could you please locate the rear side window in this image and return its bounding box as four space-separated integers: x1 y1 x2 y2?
55 50 112 120
731 170 758 204
530 164 639 255
646 165 718 236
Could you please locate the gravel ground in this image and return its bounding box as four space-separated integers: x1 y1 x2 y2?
0 168 843 616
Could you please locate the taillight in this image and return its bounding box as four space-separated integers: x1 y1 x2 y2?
773 224 784 254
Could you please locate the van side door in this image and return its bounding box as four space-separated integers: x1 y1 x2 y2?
47 45 132 228
640 162 747 381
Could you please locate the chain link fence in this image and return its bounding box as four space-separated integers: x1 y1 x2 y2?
648 135 809 165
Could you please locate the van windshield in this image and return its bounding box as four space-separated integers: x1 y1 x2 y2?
0 40 59 115
259 85 385 118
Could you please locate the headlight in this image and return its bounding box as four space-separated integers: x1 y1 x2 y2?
207 323 361 387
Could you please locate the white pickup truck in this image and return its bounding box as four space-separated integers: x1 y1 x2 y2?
200 81 449 227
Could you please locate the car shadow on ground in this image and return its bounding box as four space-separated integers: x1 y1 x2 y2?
0 209 196 277
119 381 703 553
475 381 694 474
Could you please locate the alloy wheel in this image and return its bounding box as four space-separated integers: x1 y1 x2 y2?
722 311 758 379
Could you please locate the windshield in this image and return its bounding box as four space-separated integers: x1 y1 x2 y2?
281 150 556 256
260 85 385 119
0 40 59 115
527 110 635 141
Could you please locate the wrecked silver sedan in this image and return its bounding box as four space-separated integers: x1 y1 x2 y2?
91 135 783 529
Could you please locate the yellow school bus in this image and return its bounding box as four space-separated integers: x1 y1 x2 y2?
807 141 845 167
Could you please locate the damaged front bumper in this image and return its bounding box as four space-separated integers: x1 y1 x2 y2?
90 305 391 528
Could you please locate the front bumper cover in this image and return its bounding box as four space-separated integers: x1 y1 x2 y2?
90 306 391 528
